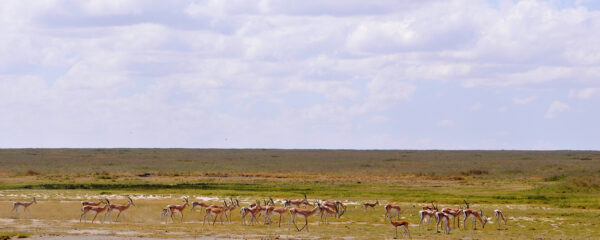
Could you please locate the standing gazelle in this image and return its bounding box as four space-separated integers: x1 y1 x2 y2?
288 201 321 232
11 197 37 213
106 196 135 223
165 197 189 223
388 215 410 239
80 199 110 223
363 200 379 210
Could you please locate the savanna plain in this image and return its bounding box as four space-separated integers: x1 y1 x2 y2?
1 149 599 239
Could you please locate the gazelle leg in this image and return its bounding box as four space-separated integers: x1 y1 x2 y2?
91 213 98 223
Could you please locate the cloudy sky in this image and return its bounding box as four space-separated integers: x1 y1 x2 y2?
1 0 599 149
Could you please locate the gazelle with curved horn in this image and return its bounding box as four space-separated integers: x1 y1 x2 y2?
265 198 288 227
363 200 379 210
240 201 261 225
106 196 135 223
288 201 321 232
203 200 227 226
388 215 410 239
80 199 109 223
284 194 312 208
462 200 488 230
317 201 337 224
223 198 240 223
494 209 508 229
165 197 189 223
11 197 37 213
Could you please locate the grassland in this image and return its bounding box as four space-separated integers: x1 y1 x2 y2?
1 149 599 239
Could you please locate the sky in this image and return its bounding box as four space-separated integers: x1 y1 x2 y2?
1 0 599 149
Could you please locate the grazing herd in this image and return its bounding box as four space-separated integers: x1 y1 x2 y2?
11 195 509 239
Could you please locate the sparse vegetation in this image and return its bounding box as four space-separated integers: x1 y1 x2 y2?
0 149 599 239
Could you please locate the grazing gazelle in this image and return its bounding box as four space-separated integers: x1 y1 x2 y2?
388 215 410 239
462 200 488 230
106 196 135 223
80 199 109 223
11 197 37 213
363 200 379 210
494 209 508 229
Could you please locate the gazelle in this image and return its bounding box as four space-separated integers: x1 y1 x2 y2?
240 202 261 225
106 196 135 223
418 209 436 231
81 199 103 207
494 209 508 229
462 200 488 230
463 209 488 230
223 198 240 223
442 207 462 229
204 201 227 226
191 200 209 212
288 201 321 232
388 215 410 239
422 201 437 211
435 211 451 234
363 200 379 210
80 199 109 223
165 197 189 223
265 198 288 227
284 194 312 208
384 203 402 220
11 197 37 213
318 203 337 224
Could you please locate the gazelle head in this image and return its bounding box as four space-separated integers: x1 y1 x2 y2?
269 197 276 206
284 199 290 207
33 197 37 204
303 193 307 200
104 198 111 209
182 197 189 206
235 198 240 207
375 200 379 205
464 200 470 209
223 200 228 207
482 215 489 228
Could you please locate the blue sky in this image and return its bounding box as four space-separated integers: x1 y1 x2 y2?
1 0 599 149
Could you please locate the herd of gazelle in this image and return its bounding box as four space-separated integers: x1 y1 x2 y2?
11 196 508 239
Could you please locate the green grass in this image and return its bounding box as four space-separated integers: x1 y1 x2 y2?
0 232 30 239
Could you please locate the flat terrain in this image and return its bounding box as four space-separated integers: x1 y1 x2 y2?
1 149 599 239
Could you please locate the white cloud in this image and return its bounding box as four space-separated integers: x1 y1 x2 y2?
569 88 599 99
437 120 454 127
545 101 570 119
1 0 600 149
513 96 537 104
469 102 482 111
